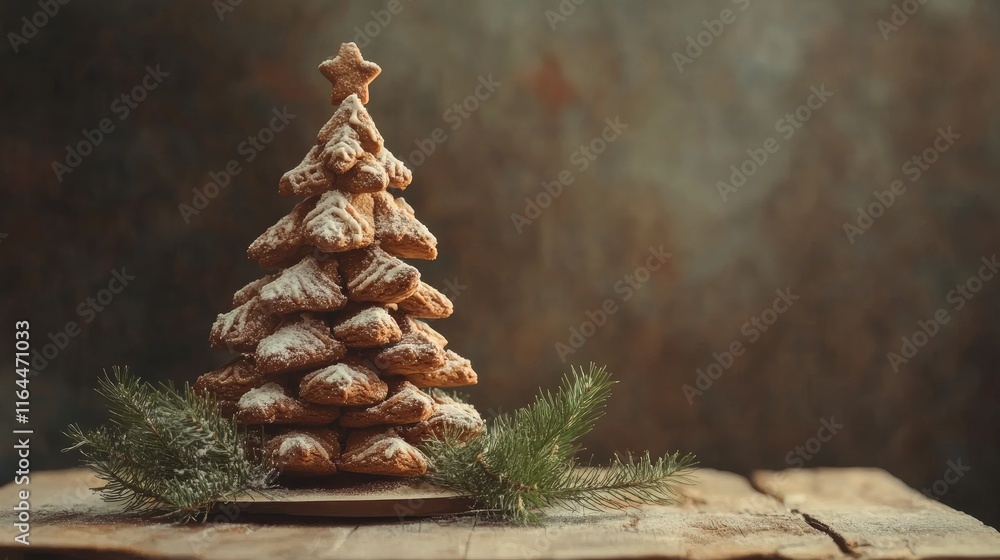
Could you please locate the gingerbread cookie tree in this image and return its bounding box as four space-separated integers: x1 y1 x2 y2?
195 43 483 479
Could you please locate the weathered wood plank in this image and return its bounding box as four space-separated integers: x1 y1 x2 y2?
467 469 842 560
0 468 839 560
2 467 995 559
752 467 1000 559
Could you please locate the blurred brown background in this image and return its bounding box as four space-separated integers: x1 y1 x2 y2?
1 0 998 526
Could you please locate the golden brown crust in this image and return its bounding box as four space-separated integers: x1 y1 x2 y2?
331 305 403 348
281 146 389 198
372 191 437 260
338 427 427 477
232 274 278 307
411 319 448 348
318 42 381 106
266 428 341 476
257 255 348 314
278 145 334 198
402 350 478 389
255 314 346 375
235 382 340 425
377 148 412 190
209 296 281 353
339 381 435 428
334 151 389 193
317 94 384 173
396 282 453 319
247 197 317 268
299 357 388 407
194 355 264 402
398 392 485 444
339 246 421 303
301 191 375 253
209 46 490 480
373 314 447 375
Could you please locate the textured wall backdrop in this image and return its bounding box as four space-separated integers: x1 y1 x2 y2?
1 0 998 526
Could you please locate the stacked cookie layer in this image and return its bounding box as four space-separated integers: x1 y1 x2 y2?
194 43 483 478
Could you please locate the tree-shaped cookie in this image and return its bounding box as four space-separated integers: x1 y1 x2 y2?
195 42 483 478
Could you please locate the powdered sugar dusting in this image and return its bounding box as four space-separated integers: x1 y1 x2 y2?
350 259 409 292
249 204 302 256
386 383 434 412
238 383 288 411
350 433 413 462
258 255 346 312
277 433 329 460
325 125 362 169
377 148 412 187
304 190 372 249
211 296 276 350
344 94 381 145
435 402 483 431
338 307 392 332
374 193 426 239
382 438 408 459
280 147 328 196
303 363 368 393
256 316 330 365
233 275 276 307
214 306 242 336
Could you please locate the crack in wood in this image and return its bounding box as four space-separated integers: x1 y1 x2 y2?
748 476 859 557
800 512 858 557
462 516 477 560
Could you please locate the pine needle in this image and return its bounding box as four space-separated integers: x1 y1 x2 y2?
63 367 274 522
421 363 697 523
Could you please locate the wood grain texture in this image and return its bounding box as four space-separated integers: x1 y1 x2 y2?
230 477 475 518
0 468 997 559
752 467 1000 559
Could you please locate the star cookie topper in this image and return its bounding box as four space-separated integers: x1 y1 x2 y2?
318 42 381 106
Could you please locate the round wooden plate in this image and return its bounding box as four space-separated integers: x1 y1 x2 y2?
220 475 476 518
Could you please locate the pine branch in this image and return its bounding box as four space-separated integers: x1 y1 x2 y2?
421 364 698 523
63 367 274 522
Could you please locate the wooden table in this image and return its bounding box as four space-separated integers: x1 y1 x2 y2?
2 467 998 559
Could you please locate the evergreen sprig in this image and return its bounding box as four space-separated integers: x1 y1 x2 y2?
420 363 697 523
64 367 274 522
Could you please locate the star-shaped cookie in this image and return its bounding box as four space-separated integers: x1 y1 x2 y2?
318 42 381 105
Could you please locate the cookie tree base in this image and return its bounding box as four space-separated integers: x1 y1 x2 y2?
4 468 1000 559
226 474 474 517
